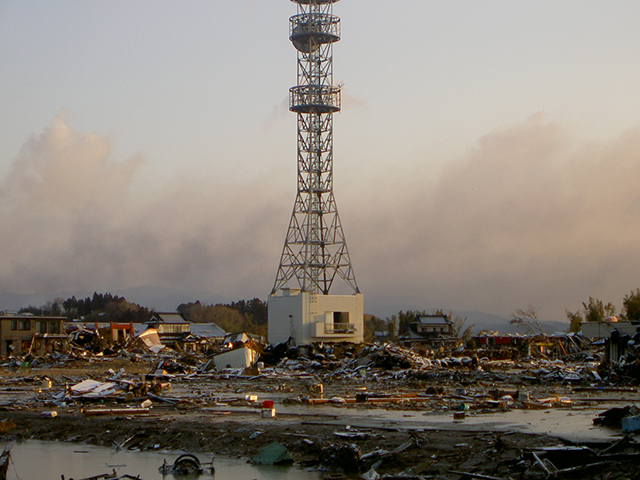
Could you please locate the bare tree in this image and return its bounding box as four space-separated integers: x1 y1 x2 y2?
452 315 475 347
509 305 544 335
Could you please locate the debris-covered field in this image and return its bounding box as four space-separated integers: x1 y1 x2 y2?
1 341 640 479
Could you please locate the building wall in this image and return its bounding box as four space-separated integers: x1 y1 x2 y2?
268 290 364 345
2 317 37 355
313 293 364 343
0 316 66 356
581 321 639 339
213 346 259 370
268 289 306 345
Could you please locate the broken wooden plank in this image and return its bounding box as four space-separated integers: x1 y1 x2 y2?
449 471 508 480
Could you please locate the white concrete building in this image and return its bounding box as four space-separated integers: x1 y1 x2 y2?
581 320 639 339
268 289 364 345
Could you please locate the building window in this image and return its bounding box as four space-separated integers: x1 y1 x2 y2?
160 324 186 334
11 320 17 331
19 320 31 331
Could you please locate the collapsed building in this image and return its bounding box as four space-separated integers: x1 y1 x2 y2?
472 332 592 360
0 312 233 359
12 308 640 386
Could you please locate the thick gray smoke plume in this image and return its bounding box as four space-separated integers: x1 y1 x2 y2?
0 112 286 298
3 112 640 319
348 113 640 318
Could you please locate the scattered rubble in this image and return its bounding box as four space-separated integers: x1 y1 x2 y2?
0 326 639 478
63 471 141 480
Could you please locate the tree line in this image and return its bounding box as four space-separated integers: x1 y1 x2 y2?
18 293 268 336
21 288 640 339
19 292 154 324
177 298 267 337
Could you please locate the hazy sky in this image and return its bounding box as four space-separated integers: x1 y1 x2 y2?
1 1 640 320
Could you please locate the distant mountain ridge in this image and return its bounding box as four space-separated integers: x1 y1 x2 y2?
0 286 569 334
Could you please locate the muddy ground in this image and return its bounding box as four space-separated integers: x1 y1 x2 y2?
0 409 559 478
0 356 638 479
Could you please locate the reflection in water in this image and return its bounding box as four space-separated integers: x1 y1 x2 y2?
3 441 321 480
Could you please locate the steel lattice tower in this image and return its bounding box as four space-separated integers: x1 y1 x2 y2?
272 0 359 296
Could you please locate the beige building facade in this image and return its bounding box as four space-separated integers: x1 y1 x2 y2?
268 289 364 345
0 315 67 356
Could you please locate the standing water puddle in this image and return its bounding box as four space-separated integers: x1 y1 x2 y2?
2 441 321 480
278 402 626 442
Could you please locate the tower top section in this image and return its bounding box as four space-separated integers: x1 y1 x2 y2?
289 2 340 54
288 0 341 113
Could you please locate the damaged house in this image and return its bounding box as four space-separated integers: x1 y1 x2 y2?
132 313 228 354
144 313 190 349
211 332 263 370
179 323 230 353
0 314 68 356
398 314 457 350
212 343 261 370
190 323 227 342
67 321 136 351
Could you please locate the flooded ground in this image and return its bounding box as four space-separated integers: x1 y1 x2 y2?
228 396 630 442
3 440 322 480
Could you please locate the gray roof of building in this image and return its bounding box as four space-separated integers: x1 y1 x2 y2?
150 313 189 324
416 315 450 325
189 323 227 338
